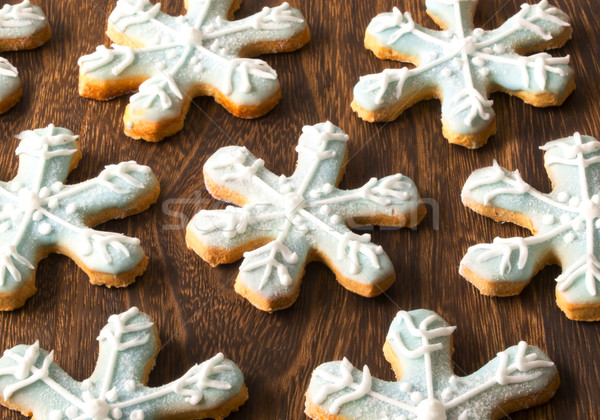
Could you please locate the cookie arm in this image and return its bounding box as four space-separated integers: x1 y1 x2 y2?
306 174 424 228
186 204 283 266
365 8 446 64
40 163 158 282
462 161 571 232
204 3 309 57
478 1 571 54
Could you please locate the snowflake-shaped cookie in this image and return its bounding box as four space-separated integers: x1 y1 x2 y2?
306 309 559 420
0 125 160 311
78 0 310 142
461 133 600 321
353 0 574 149
186 122 425 311
0 0 51 114
0 307 247 419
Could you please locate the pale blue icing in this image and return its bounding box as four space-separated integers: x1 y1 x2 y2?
306 309 557 420
354 0 573 143
78 0 308 126
461 133 600 309
0 1 49 108
187 122 423 309
0 307 246 419
0 125 158 298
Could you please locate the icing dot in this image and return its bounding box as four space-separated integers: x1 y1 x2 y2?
125 379 136 392
482 47 493 54
39 187 51 198
440 68 452 77
322 183 333 194
48 197 59 209
166 49 178 60
65 406 79 418
478 68 490 77
472 28 484 37
112 408 123 419
309 190 319 199
416 399 447 420
441 388 453 400
493 44 506 54
448 375 458 386
319 205 331 215
542 215 555 225
194 63 203 73
330 214 342 224
32 211 43 221
126 121 133 129
51 182 63 192
572 219 585 231
49 410 63 420
564 232 575 243
471 56 485 67
557 192 569 202
399 381 412 392
592 195 600 204
130 409 145 420
410 391 424 403
569 197 581 207
66 203 77 214
38 222 52 235
451 57 463 68
443 31 452 39
560 214 572 225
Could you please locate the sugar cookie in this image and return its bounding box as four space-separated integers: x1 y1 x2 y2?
353 0 574 148
0 0 51 114
461 132 600 321
0 307 248 419
306 309 559 419
186 122 425 311
78 0 310 142
0 125 160 311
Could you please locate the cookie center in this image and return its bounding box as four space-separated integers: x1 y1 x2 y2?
83 398 111 419
283 192 305 216
182 25 204 47
416 398 447 420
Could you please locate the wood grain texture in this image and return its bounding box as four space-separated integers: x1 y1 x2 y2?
0 0 599 418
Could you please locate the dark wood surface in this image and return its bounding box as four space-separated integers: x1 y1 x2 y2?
0 0 599 418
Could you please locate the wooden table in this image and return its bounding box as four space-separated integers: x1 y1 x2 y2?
0 0 598 418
